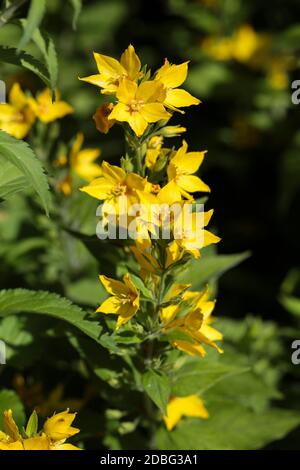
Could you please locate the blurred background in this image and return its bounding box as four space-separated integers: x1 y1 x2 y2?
1 0 300 449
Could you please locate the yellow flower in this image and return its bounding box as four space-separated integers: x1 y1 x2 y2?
164 395 209 431
43 409 79 442
69 132 102 181
80 160 146 214
57 174 72 197
131 244 161 278
202 25 269 64
167 140 210 199
163 288 223 357
80 44 142 95
0 83 35 138
93 103 116 134
29 88 73 123
169 209 220 261
98 273 140 328
108 78 171 136
267 57 290 90
0 408 80 450
155 59 200 112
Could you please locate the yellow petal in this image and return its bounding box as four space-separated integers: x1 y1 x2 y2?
156 60 189 88
160 304 178 324
203 229 221 247
108 102 130 122
80 178 114 200
165 88 200 108
116 304 137 329
93 52 125 77
141 103 171 123
177 175 210 193
128 112 148 137
51 442 80 450
120 44 141 80
99 274 128 296
23 434 50 450
163 395 208 431
0 440 24 450
42 101 74 123
3 410 21 441
70 132 84 157
172 340 206 357
158 180 182 205
136 81 166 103
79 73 110 88
96 296 121 314
116 78 137 102
9 83 27 109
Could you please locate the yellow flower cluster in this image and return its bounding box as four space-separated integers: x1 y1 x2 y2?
201 24 294 90
79 45 223 362
80 44 200 136
0 84 73 139
0 409 80 450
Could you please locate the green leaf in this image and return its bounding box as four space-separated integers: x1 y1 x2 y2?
30 27 58 94
25 410 38 437
156 403 300 450
69 0 82 29
0 289 104 344
178 251 250 289
171 358 249 396
18 0 46 52
142 370 171 415
0 390 25 431
0 46 51 88
129 274 153 300
0 131 51 215
0 160 27 200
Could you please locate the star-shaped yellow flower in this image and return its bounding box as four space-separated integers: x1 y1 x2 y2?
166 209 220 264
80 44 142 95
162 287 223 357
167 140 210 199
98 273 140 328
0 83 36 139
108 78 171 136
29 88 73 123
155 59 200 112
163 395 209 431
69 132 102 181
80 160 146 213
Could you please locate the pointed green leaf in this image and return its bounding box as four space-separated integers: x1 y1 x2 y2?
18 0 46 51
0 131 51 215
142 370 170 415
0 46 50 88
25 410 38 437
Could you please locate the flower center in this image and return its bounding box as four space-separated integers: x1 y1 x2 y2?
112 182 127 197
127 99 144 114
13 111 25 123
